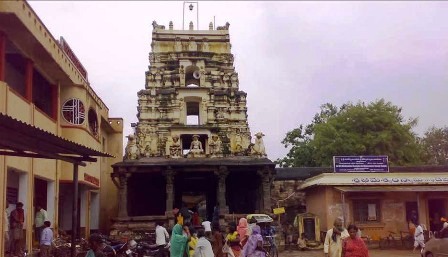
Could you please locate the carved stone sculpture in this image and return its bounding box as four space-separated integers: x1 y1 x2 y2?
169 135 182 158
188 37 197 51
202 39 210 52
209 134 223 157
175 38 182 52
233 132 244 154
188 134 204 157
124 134 139 160
252 132 267 157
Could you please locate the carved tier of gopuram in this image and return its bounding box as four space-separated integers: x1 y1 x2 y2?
110 20 275 234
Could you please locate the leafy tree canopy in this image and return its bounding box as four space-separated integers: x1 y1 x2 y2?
421 126 448 165
277 99 424 167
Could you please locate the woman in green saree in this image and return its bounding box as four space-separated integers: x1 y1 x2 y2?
170 224 191 257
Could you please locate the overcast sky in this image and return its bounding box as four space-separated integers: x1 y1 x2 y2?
28 1 448 161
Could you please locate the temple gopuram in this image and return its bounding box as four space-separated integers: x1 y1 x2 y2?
110 20 275 233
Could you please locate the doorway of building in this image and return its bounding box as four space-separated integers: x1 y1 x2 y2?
174 172 217 223
428 199 446 232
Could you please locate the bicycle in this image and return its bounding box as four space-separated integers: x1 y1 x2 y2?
379 231 401 249
263 235 279 257
399 231 414 249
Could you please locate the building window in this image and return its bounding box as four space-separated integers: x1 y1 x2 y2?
186 101 200 125
353 199 381 223
33 68 54 118
88 108 98 136
62 98 85 125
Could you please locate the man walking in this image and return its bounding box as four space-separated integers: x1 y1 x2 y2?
40 221 53 257
10 202 25 256
324 218 349 257
34 205 47 244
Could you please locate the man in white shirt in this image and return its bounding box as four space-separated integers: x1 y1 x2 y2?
155 221 170 257
40 221 53 257
35 205 48 243
155 221 169 246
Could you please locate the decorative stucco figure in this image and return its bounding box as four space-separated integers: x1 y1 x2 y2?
188 134 204 157
209 134 223 157
169 135 182 158
125 134 139 160
252 132 267 157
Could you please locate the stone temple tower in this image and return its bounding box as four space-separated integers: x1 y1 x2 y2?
111 20 275 230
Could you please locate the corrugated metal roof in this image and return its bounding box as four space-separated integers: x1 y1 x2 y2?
0 113 113 165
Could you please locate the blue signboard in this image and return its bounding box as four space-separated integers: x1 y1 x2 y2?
333 156 389 173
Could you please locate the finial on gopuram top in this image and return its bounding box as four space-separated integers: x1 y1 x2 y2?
209 22 213 30
189 21 194 30
169 21 173 30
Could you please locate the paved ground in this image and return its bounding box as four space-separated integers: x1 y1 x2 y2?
280 249 421 257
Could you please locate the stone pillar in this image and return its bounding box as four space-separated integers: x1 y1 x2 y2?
111 168 131 218
164 167 175 214
214 166 229 214
164 168 176 226
258 167 273 214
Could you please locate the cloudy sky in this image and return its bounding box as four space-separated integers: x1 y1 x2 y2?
28 1 448 161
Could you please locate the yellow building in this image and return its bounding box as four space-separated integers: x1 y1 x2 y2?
0 0 123 254
298 167 448 241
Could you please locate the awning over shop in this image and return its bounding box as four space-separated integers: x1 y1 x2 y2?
335 185 448 192
0 113 112 165
0 113 113 257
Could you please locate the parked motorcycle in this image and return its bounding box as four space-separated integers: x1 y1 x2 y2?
135 242 170 257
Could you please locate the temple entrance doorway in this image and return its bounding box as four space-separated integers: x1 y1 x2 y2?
174 172 217 223
128 173 166 216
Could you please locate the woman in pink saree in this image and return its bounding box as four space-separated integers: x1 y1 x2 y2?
342 224 369 257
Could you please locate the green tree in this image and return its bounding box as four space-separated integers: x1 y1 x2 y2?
421 126 448 165
277 99 424 167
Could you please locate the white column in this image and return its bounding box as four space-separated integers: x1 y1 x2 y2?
46 181 55 226
18 173 28 224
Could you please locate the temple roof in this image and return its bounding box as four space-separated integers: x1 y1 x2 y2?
113 156 275 168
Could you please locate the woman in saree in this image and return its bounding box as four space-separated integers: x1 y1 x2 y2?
212 223 224 257
171 223 192 257
342 224 369 257
241 225 266 257
225 222 242 257
237 218 249 247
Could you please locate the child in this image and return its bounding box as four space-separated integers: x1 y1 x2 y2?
40 221 53 257
297 233 307 251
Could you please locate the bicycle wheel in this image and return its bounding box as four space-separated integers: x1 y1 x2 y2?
379 239 388 249
403 238 414 249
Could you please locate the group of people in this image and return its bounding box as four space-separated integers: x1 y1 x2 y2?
164 215 272 257
4 202 52 257
324 218 369 257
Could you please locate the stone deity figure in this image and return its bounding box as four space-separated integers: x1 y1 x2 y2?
202 39 210 52
169 135 182 158
175 38 182 52
188 38 197 51
188 135 204 157
234 132 243 154
252 132 267 157
124 134 139 160
209 134 222 157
